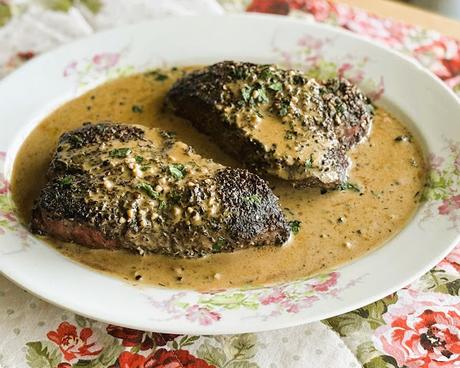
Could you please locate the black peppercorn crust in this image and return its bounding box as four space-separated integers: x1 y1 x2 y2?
31 122 290 257
166 61 373 188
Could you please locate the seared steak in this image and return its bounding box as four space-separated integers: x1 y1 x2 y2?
31 123 290 257
166 61 373 188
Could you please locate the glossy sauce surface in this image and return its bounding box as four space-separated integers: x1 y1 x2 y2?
11 68 426 291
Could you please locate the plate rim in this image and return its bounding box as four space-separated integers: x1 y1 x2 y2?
0 13 459 334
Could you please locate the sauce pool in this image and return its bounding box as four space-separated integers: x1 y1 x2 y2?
11 68 426 291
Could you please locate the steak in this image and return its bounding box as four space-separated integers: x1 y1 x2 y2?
166 61 374 188
31 123 290 258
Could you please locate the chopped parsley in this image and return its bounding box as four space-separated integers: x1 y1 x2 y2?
212 237 226 252
260 67 272 80
256 86 269 104
59 176 73 187
288 220 301 235
155 73 168 81
305 156 314 169
135 156 144 164
131 105 144 113
109 147 131 158
268 81 283 91
169 191 182 204
241 85 269 105
158 200 167 210
136 183 159 199
241 85 252 103
336 103 345 114
69 135 83 145
244 194 262 205
278 101 290 117
339 182 361 193
232 67 249 80
146 70 169 81
168 164 186 180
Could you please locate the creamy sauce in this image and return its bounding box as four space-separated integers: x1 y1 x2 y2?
11 68 426 291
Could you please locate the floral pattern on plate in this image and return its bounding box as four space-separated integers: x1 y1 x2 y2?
422 139 460 230
147 272 368 325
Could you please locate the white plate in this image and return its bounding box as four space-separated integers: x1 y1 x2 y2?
0 15 459 335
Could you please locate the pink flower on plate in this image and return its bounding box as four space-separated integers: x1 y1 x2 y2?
454 154 460 172
63 61 77 77
92 53 120 71
373 289 460 368
286 296 319 313
308 272 339 292
260 289 287 305
438 195 460 215
428 154 445 171
437 243 460 274
0 177 9 195
185 305 221 326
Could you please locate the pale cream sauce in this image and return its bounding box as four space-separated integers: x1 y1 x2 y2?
11 68 426 291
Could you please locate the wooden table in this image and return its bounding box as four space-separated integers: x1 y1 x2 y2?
337 0 460 39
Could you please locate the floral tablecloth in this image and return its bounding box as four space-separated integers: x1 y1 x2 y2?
0 1 459 367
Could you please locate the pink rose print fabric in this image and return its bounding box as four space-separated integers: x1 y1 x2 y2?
373 290 460 368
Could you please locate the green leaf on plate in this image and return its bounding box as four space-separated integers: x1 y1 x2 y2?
80 0 102 13
0 2 12 27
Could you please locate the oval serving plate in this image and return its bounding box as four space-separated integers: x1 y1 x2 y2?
0 15 459 335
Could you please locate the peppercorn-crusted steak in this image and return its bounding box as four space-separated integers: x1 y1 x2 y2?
166 61 374 188
31 123 290 258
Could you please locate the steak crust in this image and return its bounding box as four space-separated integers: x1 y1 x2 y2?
166 61 373 188
31 123 290 257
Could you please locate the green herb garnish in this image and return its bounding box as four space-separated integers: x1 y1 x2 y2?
289 220 301 235
110 147 131 158
160 131 177 140
278 101 290 117
155 73 168 81
59 176 73 187
136 183 159 199
241 85 252 103
69 135 83 145
146 70 169 81
135 156 144 164
132 105 143 113
260 67 272 80
244 194 262 205
168 164 186 180
212 237 226 252
268 81 283 91
305 155 314 169
169 191 182 204
339 182 361 192
255 86 269 104
158 200 167 210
